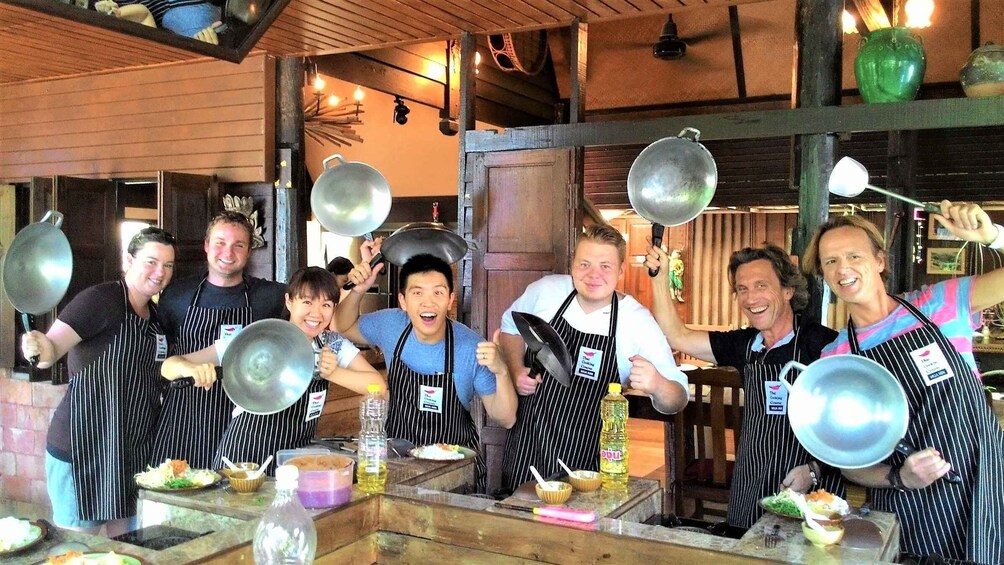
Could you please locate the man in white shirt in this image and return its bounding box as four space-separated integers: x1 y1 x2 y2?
497 223 688 494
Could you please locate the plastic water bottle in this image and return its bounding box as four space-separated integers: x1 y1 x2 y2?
252 464 317 564
357 383 388 493
599 382 629 491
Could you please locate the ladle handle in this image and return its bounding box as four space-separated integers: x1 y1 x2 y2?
20 313 38 365
865 184 941 214
648 223 665 277
343 252 385 291
894 440 963 484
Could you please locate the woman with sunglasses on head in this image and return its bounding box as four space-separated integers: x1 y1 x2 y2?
21 227 177 537
161 267 386 472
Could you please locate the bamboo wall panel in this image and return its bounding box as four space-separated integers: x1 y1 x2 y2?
0 55 275 183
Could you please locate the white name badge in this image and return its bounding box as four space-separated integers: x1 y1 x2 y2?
220 324 243 340
419 385 444 414
305 389 327 422
575 347 603 381
764 380 788 415
155 334 168 362
909 343 955 386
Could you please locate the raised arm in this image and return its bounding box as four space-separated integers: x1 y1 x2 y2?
644 245 716 363
334 258 382 344
933 201 1004 312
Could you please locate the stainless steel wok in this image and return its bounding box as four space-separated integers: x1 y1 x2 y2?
627 127 717 276
779 355 962 482
1 210 73 364
172 319 315 415
310 155 392 237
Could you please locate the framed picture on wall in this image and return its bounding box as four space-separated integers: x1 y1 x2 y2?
926 247 966 275
928 222 961 241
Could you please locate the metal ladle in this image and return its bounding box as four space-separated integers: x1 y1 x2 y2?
828 156 940 213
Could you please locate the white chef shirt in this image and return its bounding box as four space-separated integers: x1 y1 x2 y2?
500 274 686 390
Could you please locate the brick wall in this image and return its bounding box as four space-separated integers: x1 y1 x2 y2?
0 369 65 507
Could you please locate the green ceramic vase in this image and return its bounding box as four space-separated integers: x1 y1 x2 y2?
854 27 926 103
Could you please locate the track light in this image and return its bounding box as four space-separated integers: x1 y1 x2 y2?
393 95 410 125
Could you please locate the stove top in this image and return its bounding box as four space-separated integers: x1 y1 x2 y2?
112 524 211 551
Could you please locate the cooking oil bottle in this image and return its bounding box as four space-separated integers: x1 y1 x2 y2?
599 382 629 491
356 383 388 493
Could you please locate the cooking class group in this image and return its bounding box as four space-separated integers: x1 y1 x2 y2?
5 126 1004 565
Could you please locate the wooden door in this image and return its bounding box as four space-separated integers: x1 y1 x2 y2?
0 184 14 368
159 172 217 279
55 177 118 309
463 147 578 494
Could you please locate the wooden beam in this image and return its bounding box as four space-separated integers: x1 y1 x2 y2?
315 53 445 109
465 96 1004 152
851 0 892 31
728 6 747 100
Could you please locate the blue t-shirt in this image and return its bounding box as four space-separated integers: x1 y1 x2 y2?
358 309 496 410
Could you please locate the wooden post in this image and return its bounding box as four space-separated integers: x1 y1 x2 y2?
456 31 476 327
569 18 587 125
275 57 307 282
885 130 919 294
791 0 842 326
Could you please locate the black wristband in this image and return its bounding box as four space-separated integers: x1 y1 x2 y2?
887 464 909 493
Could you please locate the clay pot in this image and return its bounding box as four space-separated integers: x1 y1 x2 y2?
960 43 1004 98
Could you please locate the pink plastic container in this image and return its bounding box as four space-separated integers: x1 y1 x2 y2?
285 454 355 509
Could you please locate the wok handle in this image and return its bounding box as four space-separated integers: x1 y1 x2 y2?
648 223 665 277
170 377 195 389
20 312 38 365
894 440 963 484
777 361 807 391
343 252 385 291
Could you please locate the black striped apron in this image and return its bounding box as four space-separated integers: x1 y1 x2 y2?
148 277 252 469
212 336 330 476
385 321 485 492
848 296 1004 564
69 280 163 520
499 290 619 495
727 322 844 528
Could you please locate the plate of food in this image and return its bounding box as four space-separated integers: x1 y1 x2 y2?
135 459 221 492
759 488 850 520
409 443 477 461
37 550 145 564
0 516 46 556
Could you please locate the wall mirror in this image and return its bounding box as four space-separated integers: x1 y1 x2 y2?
9 0 291 62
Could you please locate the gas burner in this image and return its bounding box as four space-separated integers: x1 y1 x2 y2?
112 524 211 550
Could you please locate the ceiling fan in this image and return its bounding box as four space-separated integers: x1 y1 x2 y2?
653 14 689 60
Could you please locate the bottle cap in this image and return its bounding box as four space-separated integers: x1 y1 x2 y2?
275 464 299 488
367 383 382 394
608 382 622 394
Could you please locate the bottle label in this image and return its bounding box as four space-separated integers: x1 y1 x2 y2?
305 389 327 421
600 448 623 461
419 385 444 414
574 347 603 381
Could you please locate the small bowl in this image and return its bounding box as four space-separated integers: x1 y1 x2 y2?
228 470 265 494
802 521 845 547
220 462 260 479
568 470 602 492
535 481 572 505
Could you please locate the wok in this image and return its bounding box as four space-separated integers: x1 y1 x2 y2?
779 356 962 483
512 311 572 387
1 210 73 365
172 319 315 415
310 155 392 237
343 202 468 290
627 127 717 277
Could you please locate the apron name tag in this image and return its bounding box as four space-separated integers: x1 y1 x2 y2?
220 324 243 340
419 385 444 414
764 380 788 415
155 334 168 362
909 343 955 386
575 347 603 381
305 389 327 421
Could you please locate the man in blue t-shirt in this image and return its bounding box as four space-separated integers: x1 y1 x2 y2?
336 252 517 489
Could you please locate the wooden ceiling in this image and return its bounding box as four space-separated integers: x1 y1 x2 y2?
0 0 771 85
